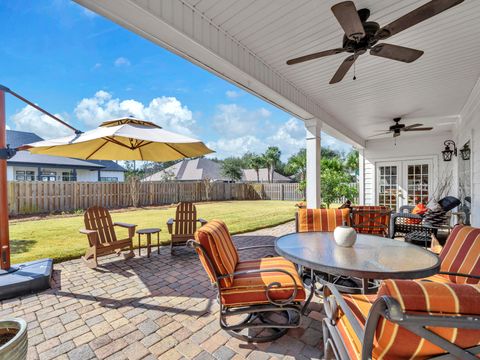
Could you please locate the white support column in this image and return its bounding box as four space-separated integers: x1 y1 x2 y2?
358 148 365 205
305 119 322 208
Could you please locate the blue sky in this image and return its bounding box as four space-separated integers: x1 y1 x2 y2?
1 0 350 161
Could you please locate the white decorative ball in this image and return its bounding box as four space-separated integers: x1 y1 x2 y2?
333 226 357 247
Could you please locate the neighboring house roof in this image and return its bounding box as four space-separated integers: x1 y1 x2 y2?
6 130 125 171
143 158 229 181
143 158 292 182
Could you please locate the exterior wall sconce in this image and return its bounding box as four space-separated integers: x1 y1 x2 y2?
442 140 457 161
460 142 471 161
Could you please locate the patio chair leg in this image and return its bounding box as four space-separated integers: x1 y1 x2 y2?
124 243 135 259
82 247 98 269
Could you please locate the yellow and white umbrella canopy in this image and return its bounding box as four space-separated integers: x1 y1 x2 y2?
21 117 214 161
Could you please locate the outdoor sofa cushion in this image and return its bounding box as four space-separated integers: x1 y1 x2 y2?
351 205 391 236
194 219 239 287
424 225 480 284
220 256 306 307
336 279 480 359
297 208 350 232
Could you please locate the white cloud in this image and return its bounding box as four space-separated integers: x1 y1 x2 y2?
10 105 72 140
208 117 306 160
6 124 10 130
92 63 102 70
82 8 98 18
212 104 272 138
74 91 196 135
114 57 130 67
225 90 242 99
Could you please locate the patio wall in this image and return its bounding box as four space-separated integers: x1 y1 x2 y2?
456 78 480 226
6 181 308 215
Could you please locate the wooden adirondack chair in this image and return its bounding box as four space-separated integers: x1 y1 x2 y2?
167 202 206 254
80 206 136 268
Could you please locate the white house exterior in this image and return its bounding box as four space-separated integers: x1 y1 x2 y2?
77 0 480 226
7 130 126 182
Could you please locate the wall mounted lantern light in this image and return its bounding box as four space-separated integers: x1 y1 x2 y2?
442 140 457 161
460 142 471 161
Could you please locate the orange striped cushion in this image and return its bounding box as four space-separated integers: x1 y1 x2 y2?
297 208 350 232
439 225 480 284
220 257 306 307
336 280 480 359
352 206 391 236
194 220 239 287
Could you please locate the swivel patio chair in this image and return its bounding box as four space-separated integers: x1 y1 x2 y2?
351 205 391 237
423 225 480 285
80 206 136 268
188 219 307 342
167 202 206 254
323 279 480 360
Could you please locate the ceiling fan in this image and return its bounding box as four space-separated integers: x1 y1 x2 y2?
371 117 433 138
286 0 464 84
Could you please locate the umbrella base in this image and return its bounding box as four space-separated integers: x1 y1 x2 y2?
0 259 53 300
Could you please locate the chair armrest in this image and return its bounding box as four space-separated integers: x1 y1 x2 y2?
438 271 480 280
323 283 365 343
197 218 207 226
79 228 99 246
114 223 136 238
167 218 174 234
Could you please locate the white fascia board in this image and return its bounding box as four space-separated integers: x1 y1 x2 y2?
75 0 365 148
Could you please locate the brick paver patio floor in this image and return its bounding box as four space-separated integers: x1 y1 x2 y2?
0 221 326 360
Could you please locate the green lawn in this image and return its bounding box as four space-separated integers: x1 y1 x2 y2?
9 200 297 264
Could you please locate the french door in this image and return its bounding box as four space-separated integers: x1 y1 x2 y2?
376 159 433 211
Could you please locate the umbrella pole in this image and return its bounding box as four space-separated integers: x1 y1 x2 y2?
0 89 10 270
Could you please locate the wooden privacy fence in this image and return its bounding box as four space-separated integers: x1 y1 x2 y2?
7 181 356 215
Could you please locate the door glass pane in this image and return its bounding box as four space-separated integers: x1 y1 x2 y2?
407 164 429 205
378 165 398 209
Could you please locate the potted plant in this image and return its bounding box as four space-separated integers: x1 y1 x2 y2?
0 318 27 360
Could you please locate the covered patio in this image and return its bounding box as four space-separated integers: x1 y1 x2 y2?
76 0 480 224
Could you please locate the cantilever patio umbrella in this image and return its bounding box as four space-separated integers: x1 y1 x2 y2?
0 85 213 276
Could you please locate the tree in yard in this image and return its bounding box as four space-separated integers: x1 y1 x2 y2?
221 157 243 182
247 154 265 182
263 146 281 183
344 149 359 179
285 148 306 192
321 157 358 208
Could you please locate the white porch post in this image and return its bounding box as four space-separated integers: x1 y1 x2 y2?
305 119 322 208
358 148 365 205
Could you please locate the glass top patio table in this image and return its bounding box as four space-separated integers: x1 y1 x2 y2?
275 232 441 293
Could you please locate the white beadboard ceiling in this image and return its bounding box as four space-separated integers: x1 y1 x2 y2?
77 0 480 142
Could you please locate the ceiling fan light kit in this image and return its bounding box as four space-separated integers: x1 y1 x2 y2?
286 0 464 84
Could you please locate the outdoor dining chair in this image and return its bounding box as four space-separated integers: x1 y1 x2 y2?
351 205 391 237
167 202 207 254
80 206 136 268
423 224 480 284
323 279 480 360
188 219 308 342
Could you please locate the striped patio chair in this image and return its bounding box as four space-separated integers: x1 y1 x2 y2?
188 220 308 342
424 225 480 285
323 279 480 359
351 205 391 237
295 208 351 232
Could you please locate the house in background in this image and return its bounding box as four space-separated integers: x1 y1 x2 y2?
6 130 126 182
143 158 292 183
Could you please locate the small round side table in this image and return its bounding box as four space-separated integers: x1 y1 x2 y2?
136 228 161 257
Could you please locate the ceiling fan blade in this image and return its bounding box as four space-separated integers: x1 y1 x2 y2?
370 43 423 63
286 48 345 65
329 52 363 84
403 123 423 130
393 132 401 138
404 127 434 131
376 0 464 40
369 131 392 138
331 1 365 41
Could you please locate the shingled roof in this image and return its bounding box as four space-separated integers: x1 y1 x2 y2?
6 130 125 171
